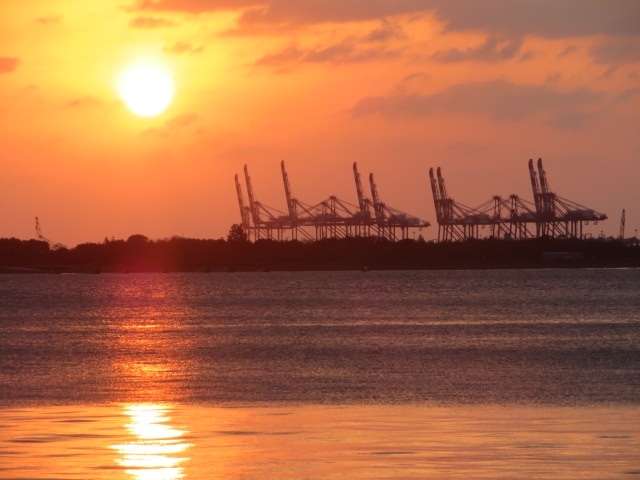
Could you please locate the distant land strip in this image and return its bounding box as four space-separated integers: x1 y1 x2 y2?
1 235 638 273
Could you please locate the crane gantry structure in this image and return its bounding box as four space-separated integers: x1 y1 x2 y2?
235 162 430 242
429 158 607 241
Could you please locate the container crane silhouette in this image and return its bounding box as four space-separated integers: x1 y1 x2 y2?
528 158 607 238
35 217 66 250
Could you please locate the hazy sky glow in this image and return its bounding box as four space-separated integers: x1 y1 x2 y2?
1 0 639 245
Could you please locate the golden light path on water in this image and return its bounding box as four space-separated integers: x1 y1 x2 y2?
111 404 192 480
0 404 639 478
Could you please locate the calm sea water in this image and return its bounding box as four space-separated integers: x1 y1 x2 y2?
1 269 639 478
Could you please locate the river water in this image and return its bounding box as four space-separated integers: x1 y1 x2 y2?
1 269 639 478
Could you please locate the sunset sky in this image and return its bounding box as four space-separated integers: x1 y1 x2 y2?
1 0 639 245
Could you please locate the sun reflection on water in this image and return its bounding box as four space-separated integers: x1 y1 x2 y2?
112 404 192 480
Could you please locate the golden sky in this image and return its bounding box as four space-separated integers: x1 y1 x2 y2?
1 0 639 245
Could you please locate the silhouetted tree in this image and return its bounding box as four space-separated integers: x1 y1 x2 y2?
127 234 149 245
227 224 249 243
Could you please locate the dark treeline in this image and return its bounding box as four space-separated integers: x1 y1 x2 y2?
1 229 639 273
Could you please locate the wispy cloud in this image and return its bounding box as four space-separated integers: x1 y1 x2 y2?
445 141 490 155
433 0 640 38
363 19 407 43
544 110 595 132
613 87 640 105
236 1 428 29
66 96 104 108
431 35 523 63
254 20 404 70
558 45 577 58
0 57 20 74
255 40 399 70
590 39 640 65
35 15 62 25
135 0 261 13
141 113 199 138
351 80 603 129
163 41 203 54
130 16 175 28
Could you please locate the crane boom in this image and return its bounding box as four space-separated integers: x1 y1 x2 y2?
537 158 550 194
353 162 367 213
234 174 251 228
528 159 542 213
369 172 385 222
436 167 448 200
281 160 296 219
243 164 260 225
35 216 46 242
536 158 552 214
34 216 65 250
429 168 442 221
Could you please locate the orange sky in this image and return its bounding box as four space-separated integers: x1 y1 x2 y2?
1 0 639 245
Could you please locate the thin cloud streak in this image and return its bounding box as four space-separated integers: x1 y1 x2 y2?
130 16 175 28
254 19 406 69
66 96 104 108
141 113 200 138
0 57 20 73
35 15 62 25
351 80 603 125
135 0 263 13
433 0 640 38
431 35 524 63
164 41 203 54
255 41 400 69
590 39 640 65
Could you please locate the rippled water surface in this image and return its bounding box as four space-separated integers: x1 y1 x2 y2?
1 269 639 478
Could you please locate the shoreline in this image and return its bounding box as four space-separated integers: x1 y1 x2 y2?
2 259 639 274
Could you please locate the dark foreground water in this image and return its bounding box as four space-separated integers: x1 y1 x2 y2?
1 269 639 478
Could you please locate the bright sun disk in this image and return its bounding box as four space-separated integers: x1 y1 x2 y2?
118 62 174 117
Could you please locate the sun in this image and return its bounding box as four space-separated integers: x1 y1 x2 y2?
117 61 174 117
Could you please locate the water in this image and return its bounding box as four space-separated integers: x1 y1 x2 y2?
1 269 639 478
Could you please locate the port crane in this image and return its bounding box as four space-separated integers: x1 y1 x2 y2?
35 217 66 250
429 159 607 241
528 158 607 238
369 172 429 240
428 167 502 241
235 162 431 241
